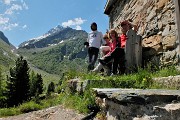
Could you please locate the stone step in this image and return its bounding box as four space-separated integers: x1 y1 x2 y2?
93 88 180 120
93 88 180 104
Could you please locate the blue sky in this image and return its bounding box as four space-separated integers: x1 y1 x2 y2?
0 0 109 47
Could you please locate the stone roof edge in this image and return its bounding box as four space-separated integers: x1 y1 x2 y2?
104 0 117 15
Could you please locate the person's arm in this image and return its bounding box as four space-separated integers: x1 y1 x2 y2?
87 33 90 42
100 32 106 45
84 34 90 48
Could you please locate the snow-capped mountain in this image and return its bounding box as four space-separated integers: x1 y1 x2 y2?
18 25 87 49
46 25 64 35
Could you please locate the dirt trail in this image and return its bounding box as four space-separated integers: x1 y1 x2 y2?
0 105 86 120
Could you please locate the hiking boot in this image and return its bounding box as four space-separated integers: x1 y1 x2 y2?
88 64 94 71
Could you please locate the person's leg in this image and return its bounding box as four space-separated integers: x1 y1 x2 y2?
105 63 112 76
100 46 111 57
99 48 125 74
107 48 125 75
112 57 120 75
118 55 126 75
92 63 103 73
99 47 124 64
88 47 94 71
99 55 112 66
111 47 125 57
91 48 99 67
88 47 93 63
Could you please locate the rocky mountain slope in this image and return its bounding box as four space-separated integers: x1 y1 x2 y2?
0 31 10 45
18 25 87 49
0 31 17 71
17 26 88 75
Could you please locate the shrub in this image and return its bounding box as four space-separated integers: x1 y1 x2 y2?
19 101 42 113
0 107 20 117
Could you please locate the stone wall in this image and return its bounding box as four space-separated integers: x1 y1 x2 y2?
104 0 179 67
94 88 180 120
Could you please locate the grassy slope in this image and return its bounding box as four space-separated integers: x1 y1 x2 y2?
17 37 88 75
0 39 17 73
29 64 60 90
0 38 60 89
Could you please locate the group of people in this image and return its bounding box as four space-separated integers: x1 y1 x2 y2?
85 20 137 76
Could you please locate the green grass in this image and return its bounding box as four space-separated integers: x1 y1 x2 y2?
57 92 94 113
152 66 180 77
0 94 60 117
18 101 42 113
0 107 20 117
0 65 180 118
0 92 92 117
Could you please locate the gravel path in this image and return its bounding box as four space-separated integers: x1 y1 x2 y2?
0 105 86 120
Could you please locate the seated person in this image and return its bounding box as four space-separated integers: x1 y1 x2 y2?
100 34 111 57
91 33 111 74
99 29 125 75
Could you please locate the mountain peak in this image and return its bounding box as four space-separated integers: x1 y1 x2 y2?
0 31 10 45
18 25 87 49
45 25 65 35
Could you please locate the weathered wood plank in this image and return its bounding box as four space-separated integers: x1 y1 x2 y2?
125 29 142 73
174 0 180 58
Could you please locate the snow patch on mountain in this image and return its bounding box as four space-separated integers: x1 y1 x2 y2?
29 25 65 41
19 25 66 48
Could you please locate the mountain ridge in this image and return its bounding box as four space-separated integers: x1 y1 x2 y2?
18 25 88 49
0 31 10 45
17 25 88 75
0 25 88 75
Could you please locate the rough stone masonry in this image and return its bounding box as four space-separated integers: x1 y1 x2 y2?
104 0 180 67
93 88 180 120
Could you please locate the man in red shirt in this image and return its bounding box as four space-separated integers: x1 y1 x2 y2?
120 20 138 47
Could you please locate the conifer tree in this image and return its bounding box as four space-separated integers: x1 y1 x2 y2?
0 67 7 107
36 73 43 95
6 56 30 107
0 67 3 93
47 82 55 95
30 71 36 97
30 72 43 97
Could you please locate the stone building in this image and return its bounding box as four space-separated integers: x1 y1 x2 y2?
104 0 180 67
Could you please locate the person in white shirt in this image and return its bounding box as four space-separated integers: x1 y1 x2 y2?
86 22 106 71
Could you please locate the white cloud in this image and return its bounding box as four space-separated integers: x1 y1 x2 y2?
0 16 9 25
3 0 16 5
3 0 11 5
22 1 28 10
1 23 18 30
5 4 22 15
1 0 28 31
74 25 82 30
62 18 86 28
